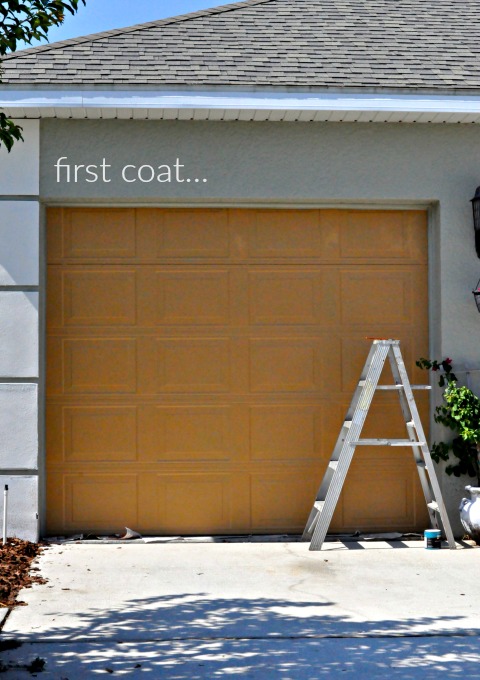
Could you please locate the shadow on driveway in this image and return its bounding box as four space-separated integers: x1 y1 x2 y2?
2 594 480 677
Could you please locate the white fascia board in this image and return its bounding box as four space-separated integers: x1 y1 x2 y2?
2 88 480 118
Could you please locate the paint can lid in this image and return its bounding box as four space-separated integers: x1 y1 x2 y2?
424 529 441 538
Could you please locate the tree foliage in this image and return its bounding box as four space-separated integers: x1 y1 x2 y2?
0 1 85 151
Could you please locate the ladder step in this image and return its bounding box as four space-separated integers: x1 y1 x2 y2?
376 385 431 391
306 500 325 533
328 461 339 471
427 501 439 511
350 439 426 446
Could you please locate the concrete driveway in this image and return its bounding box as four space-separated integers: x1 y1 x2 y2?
1 540 480 677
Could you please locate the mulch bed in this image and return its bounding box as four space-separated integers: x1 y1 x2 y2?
0 538 47 609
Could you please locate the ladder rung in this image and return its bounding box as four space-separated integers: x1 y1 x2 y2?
350 439 426 446
306 501 325 533
427 501 439 511
376 384 431 391
328 461 339 471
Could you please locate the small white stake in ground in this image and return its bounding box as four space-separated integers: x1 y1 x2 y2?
3 484 8 544
302 340 456 551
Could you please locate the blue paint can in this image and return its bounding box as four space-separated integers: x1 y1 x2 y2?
424 529 442 549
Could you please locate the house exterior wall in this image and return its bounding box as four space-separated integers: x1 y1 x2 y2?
2 117 480 538
0 120 40 542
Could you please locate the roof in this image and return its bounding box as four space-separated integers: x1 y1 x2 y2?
2 0 480 91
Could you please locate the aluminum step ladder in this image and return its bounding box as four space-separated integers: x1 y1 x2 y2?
303 339 456 550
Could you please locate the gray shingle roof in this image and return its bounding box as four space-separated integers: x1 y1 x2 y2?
2 0 480 90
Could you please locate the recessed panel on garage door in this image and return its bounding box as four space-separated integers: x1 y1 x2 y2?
156 271 230 325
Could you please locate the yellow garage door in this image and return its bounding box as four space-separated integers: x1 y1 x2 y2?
46 207 429 535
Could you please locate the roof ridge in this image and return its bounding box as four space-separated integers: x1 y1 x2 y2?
2 0 276 60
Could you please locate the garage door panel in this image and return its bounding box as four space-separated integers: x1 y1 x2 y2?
251 472 319 531
47 267 138 329
249 271 317 325
46 470 64 533
64 473 139 531
46 337 63 395
46 268 63 328
156 338 232 393
404 211 429 261
64 407 138 462
62 270 137 326
341 269 415 325
250 405 320 462
247 209 322 258
318 268 341 326
46 404 63 463
141 406 234 462
158 209 231 258
341 460 420 530
137 338 243 396
152 473 234 533
249 339 321 393
63 338 137 394
155 270 231 325
65 209 137 259
249 268 341 326
46 405 139 463
340 210 427 261
362 400 417 440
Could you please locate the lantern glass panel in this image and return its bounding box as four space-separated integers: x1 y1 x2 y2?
474 292 480 313
473 279 480 312
471 187 480 258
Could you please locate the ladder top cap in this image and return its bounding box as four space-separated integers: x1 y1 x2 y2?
368 338 400 345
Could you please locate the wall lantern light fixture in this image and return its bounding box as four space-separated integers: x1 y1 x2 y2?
470 188 480 311
473 279 480 313
471 186 480 258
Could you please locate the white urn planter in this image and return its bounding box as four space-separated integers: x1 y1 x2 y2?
459 486 480 544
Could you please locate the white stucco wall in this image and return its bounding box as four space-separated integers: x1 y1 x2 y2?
0 476 38 542
0 201 39 286
0 119 40 541
0 120 39 195
0 384 38 468
0 292 39 377
36 119 480 537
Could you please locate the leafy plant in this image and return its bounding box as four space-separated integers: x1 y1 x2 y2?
417 357 480 486
0 0 85 151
